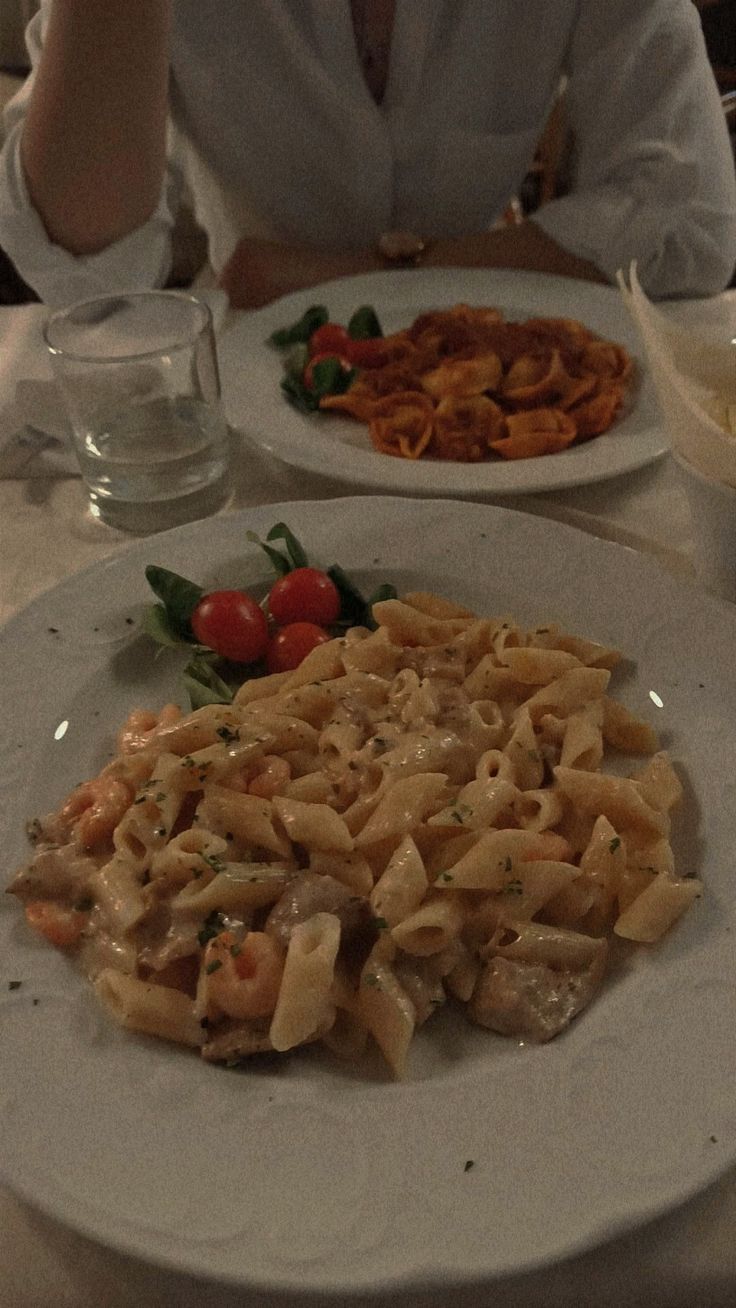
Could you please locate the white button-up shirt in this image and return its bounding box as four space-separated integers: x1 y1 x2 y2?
1 0 735 306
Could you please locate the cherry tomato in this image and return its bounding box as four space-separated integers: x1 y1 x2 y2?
191 589 269 663
266 622 331 673
308 322 351 357
268 567 341 627
343 337 388 368
303 351 354 390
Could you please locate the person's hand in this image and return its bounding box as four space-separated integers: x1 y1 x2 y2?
218 237 383 309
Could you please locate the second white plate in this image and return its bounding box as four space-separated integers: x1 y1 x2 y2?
218 269 666 495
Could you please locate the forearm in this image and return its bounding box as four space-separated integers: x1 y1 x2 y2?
423 220 610 285
21 0 172 255
219 221 608 311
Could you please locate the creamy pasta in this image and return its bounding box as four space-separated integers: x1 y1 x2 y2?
8 591 701 1078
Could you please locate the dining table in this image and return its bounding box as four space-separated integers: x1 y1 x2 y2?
0 280 735 1308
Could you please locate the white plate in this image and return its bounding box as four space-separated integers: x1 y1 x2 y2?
1 497 734 1298
218 270 666 495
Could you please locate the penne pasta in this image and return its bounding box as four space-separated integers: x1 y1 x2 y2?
269 912 341 1051
358 939 416 1079
95 969 204 1047
8 583 700 1079
370 835 428 927
390 894 465 956
614 874 702 942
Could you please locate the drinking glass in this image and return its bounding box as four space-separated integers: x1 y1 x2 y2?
44 290 233 534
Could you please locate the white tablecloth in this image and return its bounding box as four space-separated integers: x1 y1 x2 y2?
1 290 735 1308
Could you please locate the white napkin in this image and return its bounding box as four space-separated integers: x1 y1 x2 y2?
617 263 736 488
0 304 76 477
0 289 230 479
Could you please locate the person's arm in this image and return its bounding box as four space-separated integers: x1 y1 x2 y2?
533 0 736 298
219 222 605 311
422 221 607 284
20 0 172 256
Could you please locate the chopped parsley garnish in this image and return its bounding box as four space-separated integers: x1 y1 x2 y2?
503 879 523 896
362 973 381 987
373 916 389 930
197 910 226 947
203 853 227 874
205 959 223 975
216 725 239 744
439 872 454 883
449 804 472 823
609 836 621 853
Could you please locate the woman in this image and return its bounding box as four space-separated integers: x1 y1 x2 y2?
1 0 735 308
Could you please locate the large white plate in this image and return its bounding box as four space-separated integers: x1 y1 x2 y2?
1 498 734 1298
218 270 667 495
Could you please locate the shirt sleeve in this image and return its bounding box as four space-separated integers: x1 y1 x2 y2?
0 2 177 308
532 0 736 299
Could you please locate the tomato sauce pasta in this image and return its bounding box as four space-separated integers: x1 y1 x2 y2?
321 305 634 462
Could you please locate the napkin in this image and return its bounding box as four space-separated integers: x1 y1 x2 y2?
617 262 736 488
0 304 77 477
0 289 231 479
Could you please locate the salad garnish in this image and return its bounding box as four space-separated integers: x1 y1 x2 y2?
269 304 385 414
142 523 396 708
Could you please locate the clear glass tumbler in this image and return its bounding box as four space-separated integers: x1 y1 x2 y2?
44 290 233 534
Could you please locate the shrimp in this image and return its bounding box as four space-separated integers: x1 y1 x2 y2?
203 930 285 1020
117 703 182 754
24 899 89 950
60 775 135 849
